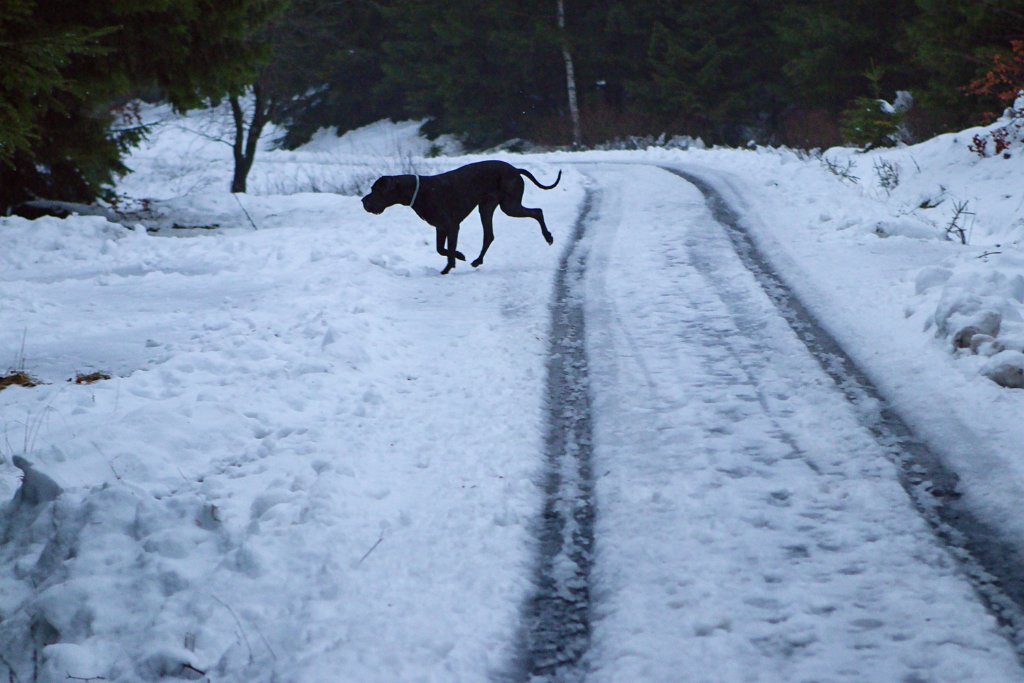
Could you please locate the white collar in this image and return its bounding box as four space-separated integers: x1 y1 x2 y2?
409 175 420 207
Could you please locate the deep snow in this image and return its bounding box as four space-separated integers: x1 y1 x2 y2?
2 104 1024 681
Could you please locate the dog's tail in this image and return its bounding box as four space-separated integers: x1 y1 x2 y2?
518 168 561 190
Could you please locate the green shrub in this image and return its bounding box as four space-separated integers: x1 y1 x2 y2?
840 97 905 150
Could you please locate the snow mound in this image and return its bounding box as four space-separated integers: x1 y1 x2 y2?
911 251 1024 385
873 217 941 240
982 350 1024 388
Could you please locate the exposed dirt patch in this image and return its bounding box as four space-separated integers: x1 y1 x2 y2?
71 371 112 385
0 371 38 391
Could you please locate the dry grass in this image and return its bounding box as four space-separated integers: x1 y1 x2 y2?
0 370 112 391
71 371 111 385
0 371 38 391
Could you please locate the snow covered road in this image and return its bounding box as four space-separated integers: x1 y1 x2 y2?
3 155 1024 682
574 165 1021 682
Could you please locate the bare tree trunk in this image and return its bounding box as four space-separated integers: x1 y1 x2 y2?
557 0 582 148
229 83 271 194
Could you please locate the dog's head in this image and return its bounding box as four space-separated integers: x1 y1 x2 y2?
361 176 407 215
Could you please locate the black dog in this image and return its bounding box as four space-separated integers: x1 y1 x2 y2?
361 160 561 274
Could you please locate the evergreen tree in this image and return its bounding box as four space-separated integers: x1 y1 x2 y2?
909 0 1024 133
0 0 281 212
265 0 400 149
379 0 566 147
0 2 114 166
565 1 660 141
840 88 909 150
631 0 784 144
776 0 918 112
772 0 919 147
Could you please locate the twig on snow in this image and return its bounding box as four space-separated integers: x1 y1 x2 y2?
180 663 206 678
232 193 259 231
945 199 974 245
211 594 254 665
357 531 386 566
251 620 277 662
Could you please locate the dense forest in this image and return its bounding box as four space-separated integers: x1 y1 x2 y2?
2 0 1023 210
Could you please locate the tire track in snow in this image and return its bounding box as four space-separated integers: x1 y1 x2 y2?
664 166 1024 662
515 183 598 682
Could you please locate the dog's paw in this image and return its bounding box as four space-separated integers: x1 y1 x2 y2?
456 251 466 261
471 258 483 268
544 233 554 245
440 264 454 275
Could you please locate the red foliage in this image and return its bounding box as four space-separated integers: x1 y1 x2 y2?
965 40 1024 115
969 133 989 158
969 127 1017 159
992 126 1011 155
964 41 1023 158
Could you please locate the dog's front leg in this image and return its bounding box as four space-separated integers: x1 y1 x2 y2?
440 224 460 274
435 227 466 262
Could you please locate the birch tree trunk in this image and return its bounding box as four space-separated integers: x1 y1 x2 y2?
557 0 582 147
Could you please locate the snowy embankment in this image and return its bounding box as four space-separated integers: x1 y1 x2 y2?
2 103 1024 681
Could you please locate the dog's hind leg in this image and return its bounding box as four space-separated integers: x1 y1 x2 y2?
435 226 466 262
472 200 498 268
500 198 554 245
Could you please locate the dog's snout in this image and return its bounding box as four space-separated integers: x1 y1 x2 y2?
361 193 385 215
